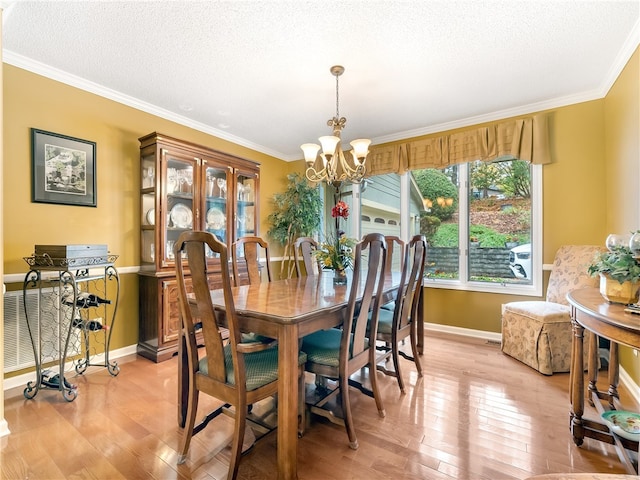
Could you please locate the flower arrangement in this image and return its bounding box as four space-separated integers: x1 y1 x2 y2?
313 200 356 273
314 233 356 271
331 201 349 220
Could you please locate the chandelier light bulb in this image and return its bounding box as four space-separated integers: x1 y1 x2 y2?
301 143 321 164
350 139 371 163
319 135 339 159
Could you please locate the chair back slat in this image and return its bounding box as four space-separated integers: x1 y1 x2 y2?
384 236 405 276
232 236 272 286
294 237 320 277
394 235 427 332
344 233 387 360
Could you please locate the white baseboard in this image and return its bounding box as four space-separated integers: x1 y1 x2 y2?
424 321 503 343
424 322 640 406
619 367 640 406
3 344 138 391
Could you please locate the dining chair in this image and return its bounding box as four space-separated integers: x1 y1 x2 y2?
174 231 306 479
381 235 406 311
293 236 321 277
375 234 427 393
301 232 387 450
232 236 272 286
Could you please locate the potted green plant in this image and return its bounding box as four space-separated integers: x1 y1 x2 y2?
588 245 640 304
267 173 323 278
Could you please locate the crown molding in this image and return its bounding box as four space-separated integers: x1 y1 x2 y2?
2 50 287 160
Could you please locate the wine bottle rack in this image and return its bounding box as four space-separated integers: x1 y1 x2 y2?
22 255 120 402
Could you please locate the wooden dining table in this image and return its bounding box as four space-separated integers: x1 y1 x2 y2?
177 270 404 480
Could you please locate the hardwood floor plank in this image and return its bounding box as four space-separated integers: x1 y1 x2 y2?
3 331 637 479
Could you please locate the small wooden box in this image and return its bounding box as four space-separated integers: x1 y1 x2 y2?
35 244 108 259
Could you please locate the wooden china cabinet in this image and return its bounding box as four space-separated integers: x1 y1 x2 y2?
137 132 260 362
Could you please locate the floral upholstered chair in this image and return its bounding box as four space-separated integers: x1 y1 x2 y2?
501 245 604 375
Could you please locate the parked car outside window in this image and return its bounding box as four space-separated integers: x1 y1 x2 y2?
509 243 531 279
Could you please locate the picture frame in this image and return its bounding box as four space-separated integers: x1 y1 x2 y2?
31 128 97 207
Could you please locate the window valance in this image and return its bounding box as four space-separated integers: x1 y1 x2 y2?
367 114 550 176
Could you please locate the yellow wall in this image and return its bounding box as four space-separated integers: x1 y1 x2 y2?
2 65 291 367
603 48 640 381
3 48 638 378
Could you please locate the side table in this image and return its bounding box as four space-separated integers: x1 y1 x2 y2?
567 287 639 475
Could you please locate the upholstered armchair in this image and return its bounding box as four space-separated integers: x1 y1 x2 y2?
501 245 604 375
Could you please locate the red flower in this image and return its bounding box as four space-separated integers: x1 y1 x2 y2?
331 201 349 219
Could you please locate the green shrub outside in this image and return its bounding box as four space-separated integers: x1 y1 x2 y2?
430 224 529 247
413 169 457 221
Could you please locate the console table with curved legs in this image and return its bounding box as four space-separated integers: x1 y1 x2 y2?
567 287 639 475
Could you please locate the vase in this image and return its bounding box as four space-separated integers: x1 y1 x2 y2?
630 231 640 258
599 273 640 305
333 269 348 286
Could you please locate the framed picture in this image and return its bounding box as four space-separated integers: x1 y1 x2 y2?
31 128 97 207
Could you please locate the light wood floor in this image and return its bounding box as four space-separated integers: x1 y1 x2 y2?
2 331 638 479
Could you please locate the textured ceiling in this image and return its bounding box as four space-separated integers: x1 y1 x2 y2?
2 1 639 161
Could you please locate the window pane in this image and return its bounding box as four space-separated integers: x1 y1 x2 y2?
412 166 460 280
468 159 532 284
359 174 402 239
358 173 406 273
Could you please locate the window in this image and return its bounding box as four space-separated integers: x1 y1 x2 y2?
351 159 542 296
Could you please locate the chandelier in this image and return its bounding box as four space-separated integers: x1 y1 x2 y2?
301 65 371 187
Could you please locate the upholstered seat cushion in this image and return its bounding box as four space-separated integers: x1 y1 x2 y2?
381 301 395 311
502 301 575 375
376 308 394 334
302 328 369 367
503 301 570 322
199 346 307 391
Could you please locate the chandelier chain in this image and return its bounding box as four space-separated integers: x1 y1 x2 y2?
335 72 340 119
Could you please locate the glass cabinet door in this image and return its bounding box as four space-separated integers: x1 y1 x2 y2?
163 151 196 267
234 172 258 243
203 164 229 258
141 153 157 266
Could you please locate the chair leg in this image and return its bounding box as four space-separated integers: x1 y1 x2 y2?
391 341 406 394
410 329 423 377
368 362 386 419
228 399 248 480
298 366 305 438
177 386 200 464
338 372 359 450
